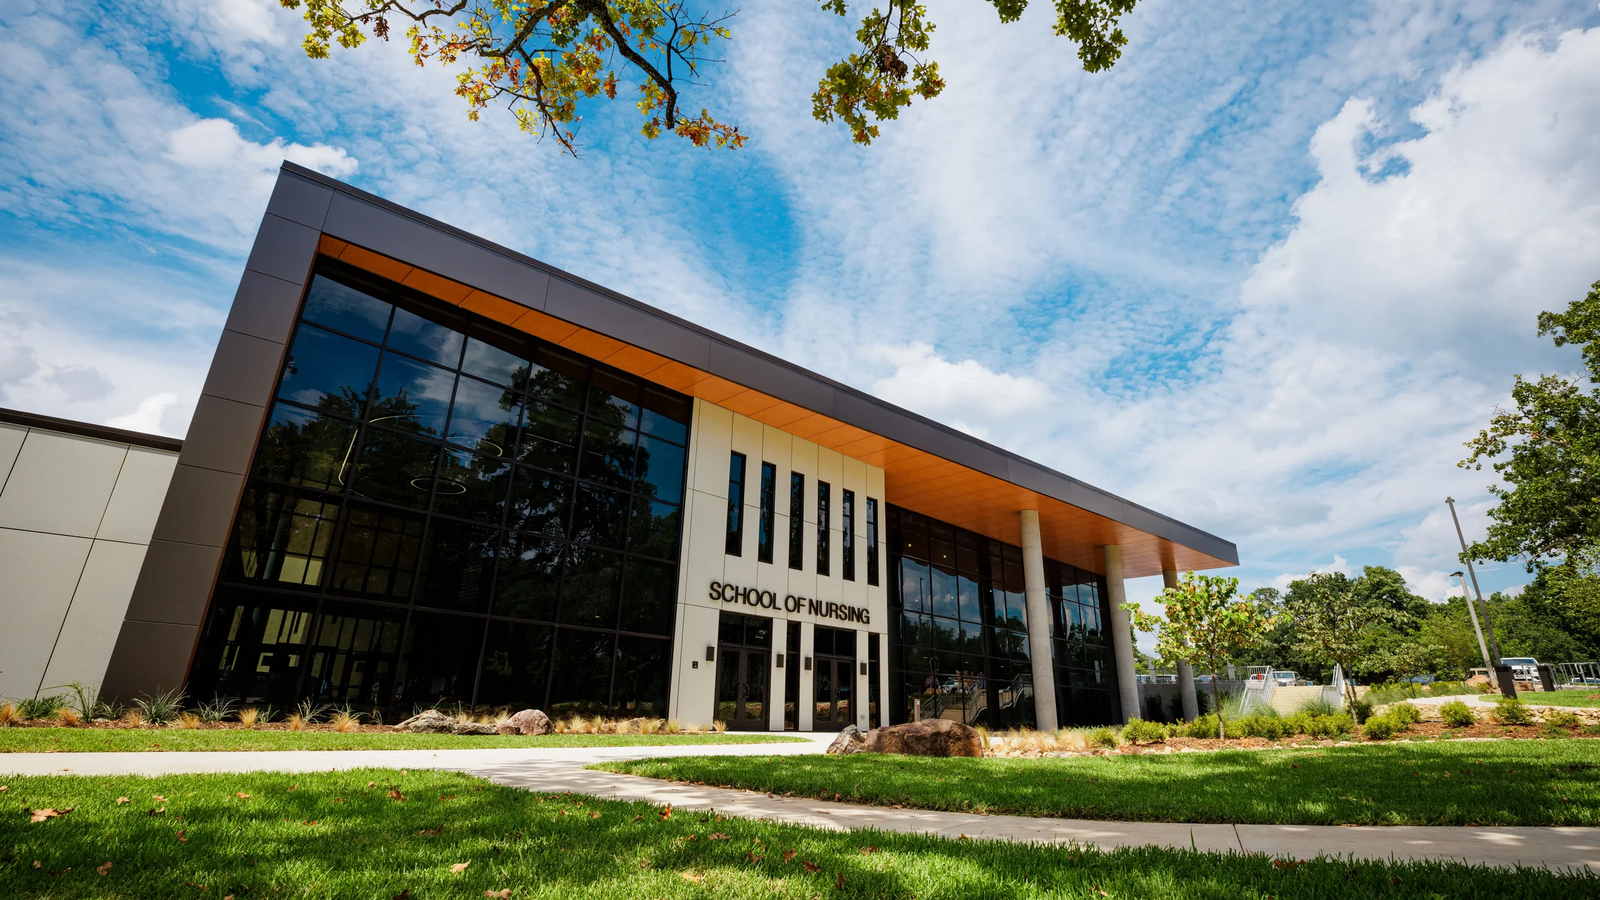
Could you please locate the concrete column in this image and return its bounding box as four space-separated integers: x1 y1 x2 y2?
1166 568 1199 721
1105 544 1140 724
1018 510 1059 732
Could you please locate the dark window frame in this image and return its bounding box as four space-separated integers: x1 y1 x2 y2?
726 452 747 556
757 461 776 564
866 498 880 586
816 480 831 577
788 472 805 570
841 488 856 582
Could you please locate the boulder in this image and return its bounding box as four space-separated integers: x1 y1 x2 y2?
862 718 982 757
393 709 498 735
825 724 867 755
496 708 553 736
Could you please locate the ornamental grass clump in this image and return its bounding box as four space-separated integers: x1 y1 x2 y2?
195 696 237 724
1295 694 1342 717
331 706 360 732
17 695 66 720
56 708 82 727
177 712 202 729
238 707 261 728
1490 697 1535 726
1085 726 1120 749
1440 699 1476 728
133 687 185 725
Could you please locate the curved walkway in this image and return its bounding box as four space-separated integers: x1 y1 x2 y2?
3 737 1596 873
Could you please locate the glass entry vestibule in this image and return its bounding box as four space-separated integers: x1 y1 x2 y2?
716 613 772 730
811 626 856 731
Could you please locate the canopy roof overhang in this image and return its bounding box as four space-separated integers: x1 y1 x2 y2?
269 164 1239 578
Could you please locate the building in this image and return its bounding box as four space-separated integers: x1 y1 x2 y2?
11 164 1238 732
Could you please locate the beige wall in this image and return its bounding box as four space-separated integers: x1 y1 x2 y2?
670 399 890 730
0 423 178 702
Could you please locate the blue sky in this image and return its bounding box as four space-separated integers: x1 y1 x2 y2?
5 0 1600 627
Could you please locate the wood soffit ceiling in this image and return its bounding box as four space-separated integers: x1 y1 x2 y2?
316 235 1233 579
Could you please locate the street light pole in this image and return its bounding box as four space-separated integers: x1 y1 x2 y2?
1446 498 1504 663
1452 570 1493 672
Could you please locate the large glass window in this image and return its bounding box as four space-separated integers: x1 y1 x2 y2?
885 505 1115 729
757 462 776 564
726 452 746 556
788 472 805 570
193 259 691 716
816 480 831 577
841 489 855 581
866 498 879 586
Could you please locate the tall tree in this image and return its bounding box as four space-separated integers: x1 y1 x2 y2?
280 0 1142 153
1280 572 1411 713
1462 279 1600 649
1123 572 1275 739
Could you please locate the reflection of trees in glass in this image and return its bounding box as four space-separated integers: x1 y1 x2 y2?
233 490 338 587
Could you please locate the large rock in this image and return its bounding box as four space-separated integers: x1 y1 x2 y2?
393 709 498 735
862 718 982 757
825 724 867 755
496 708 553 736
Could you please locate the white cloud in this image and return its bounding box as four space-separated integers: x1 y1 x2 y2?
868 343 1052 439
106 392 185 435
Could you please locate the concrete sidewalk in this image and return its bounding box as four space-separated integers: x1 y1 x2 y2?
3 738 1597 873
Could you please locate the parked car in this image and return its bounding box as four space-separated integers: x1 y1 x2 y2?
1501 657 1540 680
1271 671 1301 687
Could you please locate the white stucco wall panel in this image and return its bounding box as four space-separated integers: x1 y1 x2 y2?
38 540 149 691
0 432 127 538
0 529 92 700
0 424 25 492
97 449 181 544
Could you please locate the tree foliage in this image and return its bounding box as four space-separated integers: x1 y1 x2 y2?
279 0 1143 153
1122 572 1274 739
1277 571 1427 714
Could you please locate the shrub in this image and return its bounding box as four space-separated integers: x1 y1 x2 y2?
17 695 67 720
1350 698 1373 724
1389 703 1422 726
1143 694 1167 723
59 680 101 718
1362 714 1400 741
1542 708 1582 728
195 696 237 724
1234 714 1288 740
1439 700 1476 728
1308 713 1354 738
1121 717 1168 744
294 699 331 725
1194 689 1212 716
1178 714 1220 739
1489 697 1534 726
133 687 185 725
1085 726 1121 748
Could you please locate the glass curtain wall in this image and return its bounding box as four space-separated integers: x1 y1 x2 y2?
885 505 1115 729
187 259 691 719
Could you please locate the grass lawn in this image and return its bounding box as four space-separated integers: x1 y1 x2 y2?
1 770 1590 899
601 740 1600 826
0 729 805 753
1523 691 1600 708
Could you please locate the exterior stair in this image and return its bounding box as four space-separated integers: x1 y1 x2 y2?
1269 685 1328 715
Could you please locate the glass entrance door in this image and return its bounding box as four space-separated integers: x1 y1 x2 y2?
716 612 773 730
717 647 769 730
811 626 858 731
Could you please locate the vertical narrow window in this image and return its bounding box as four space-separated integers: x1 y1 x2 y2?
866 498 880 586
726 452 746 556
841 489 856 581
816 480 831 577
788 472 805 570
757 462 776 564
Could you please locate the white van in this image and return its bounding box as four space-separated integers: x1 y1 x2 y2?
1502 657 1540 681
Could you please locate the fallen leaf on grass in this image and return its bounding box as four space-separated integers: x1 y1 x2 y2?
302 820 319 826
802 861 821 873
1092 884 1110 897
367 782 377 789
836 873 845 889
419 827 443 836
116 797 130 805
287 785 297 792
391 892 410 900
708 833 729 840
747 852 763 863
678 872 703 884
175 830 187 843
148 807 166 817
388 790 406 802
485 891 512 899
450 861 471 874
0 785 8 792
153 794 168 803
97 861 113 876
782 850 797 863
860 846 877 855
30 808 72 823
235 792 252 800
589 811 601 819
659 806 672 820
33 861 42 869
630 814 642 822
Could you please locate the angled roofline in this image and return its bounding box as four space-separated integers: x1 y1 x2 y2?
0 406 184 454
274 162 1238 567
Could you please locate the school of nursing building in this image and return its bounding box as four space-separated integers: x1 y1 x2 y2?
0 164 1237 733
